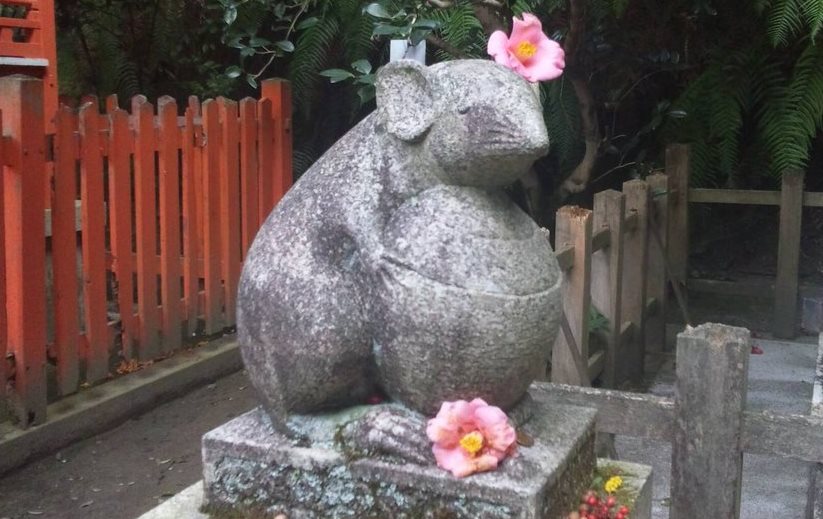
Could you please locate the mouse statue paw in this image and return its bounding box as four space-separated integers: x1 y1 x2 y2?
338 404 432 465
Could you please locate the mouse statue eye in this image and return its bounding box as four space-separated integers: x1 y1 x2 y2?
457 105 471 115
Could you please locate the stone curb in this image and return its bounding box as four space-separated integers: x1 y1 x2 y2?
0 336 242 477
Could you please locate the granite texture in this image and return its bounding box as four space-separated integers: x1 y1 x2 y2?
202 391 596 519
236 58 562 432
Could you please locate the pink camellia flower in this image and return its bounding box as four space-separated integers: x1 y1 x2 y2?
426 398 517 478
487 13 565 83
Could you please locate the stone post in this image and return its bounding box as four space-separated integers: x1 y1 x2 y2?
670 323 750 519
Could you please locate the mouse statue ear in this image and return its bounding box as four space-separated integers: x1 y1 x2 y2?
376 60 434 142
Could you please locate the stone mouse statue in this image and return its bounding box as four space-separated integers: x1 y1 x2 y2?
237 59 562 439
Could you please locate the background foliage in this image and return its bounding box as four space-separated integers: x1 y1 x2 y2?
55 0 823 223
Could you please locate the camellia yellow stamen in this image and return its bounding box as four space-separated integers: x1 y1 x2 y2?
514 41 538 61
459 431 485 457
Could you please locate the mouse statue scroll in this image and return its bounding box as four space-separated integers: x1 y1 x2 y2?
237 58 562 464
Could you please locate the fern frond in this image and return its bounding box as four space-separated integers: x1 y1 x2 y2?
289 16 340 118
767 0 804 46
543 78 584 173
801 0 823 39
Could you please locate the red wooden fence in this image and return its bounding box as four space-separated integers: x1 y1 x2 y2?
0 75 292 427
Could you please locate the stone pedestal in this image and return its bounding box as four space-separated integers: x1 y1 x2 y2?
202 391 597 519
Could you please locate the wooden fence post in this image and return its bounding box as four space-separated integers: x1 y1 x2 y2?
671 323 749 519
108 108 136 359
0 75 47 425
239 98 259 254
182 97 201 336
666 145 690 300
592 190 625 388
552 206 592 386
261 79 292 204
79 102 109 382
646 174 669 353
0 110 6 421
158 97 182 352
774 169 804 338
201 100 224 334
133 96 161 359
621 180 649 386
218 98 241 326
52 107 80 393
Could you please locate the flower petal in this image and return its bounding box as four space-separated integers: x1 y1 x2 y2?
487 30 511 65
433 445 474 477
426 416 459 447
510 13 545 45
474 405 517 453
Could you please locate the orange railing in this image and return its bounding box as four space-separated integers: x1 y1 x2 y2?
0 75 292 427
0 0 58 130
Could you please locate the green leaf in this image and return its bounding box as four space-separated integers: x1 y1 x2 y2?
273 3 286 19
409 28 429 46
372 23 405 37
246 75 258 88
356 73 376 85
358 85 376 105
275 40 295 52
412 19 440 30
240 47 256 57
297 16 319 30
225 65 242 78
365 2 392 19
249 36 272 47
352 59 372 75
320 68 356 83
224 6 237 25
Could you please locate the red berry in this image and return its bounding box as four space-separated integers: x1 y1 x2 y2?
618 506 630 514
606 496 616 508
587 496 598 506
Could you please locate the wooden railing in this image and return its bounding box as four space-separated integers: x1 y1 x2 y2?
550 155 685 388
0 75 292 428
664 145 823 338
537 325 823 518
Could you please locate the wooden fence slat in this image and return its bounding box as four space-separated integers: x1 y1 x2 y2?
257 98 274 222
239 98 259 254
592 190 625 388
0 75 47 425
646 174 669 354
52 107 80 393
774 169 804 338
671 324 749 519
182 100 200 335
108 108 135 360
0 110 6 419
218 98 241 325
158 96 182 352
79 102 110 383
666 144 690 296
132 96 160 359
620 180 649 386
552 206 592 386
201 99 223 334
262 79 292 204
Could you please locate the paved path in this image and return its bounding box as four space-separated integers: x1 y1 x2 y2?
0 371 256 519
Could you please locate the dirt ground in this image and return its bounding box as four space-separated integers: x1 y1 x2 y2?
0 371 257 519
